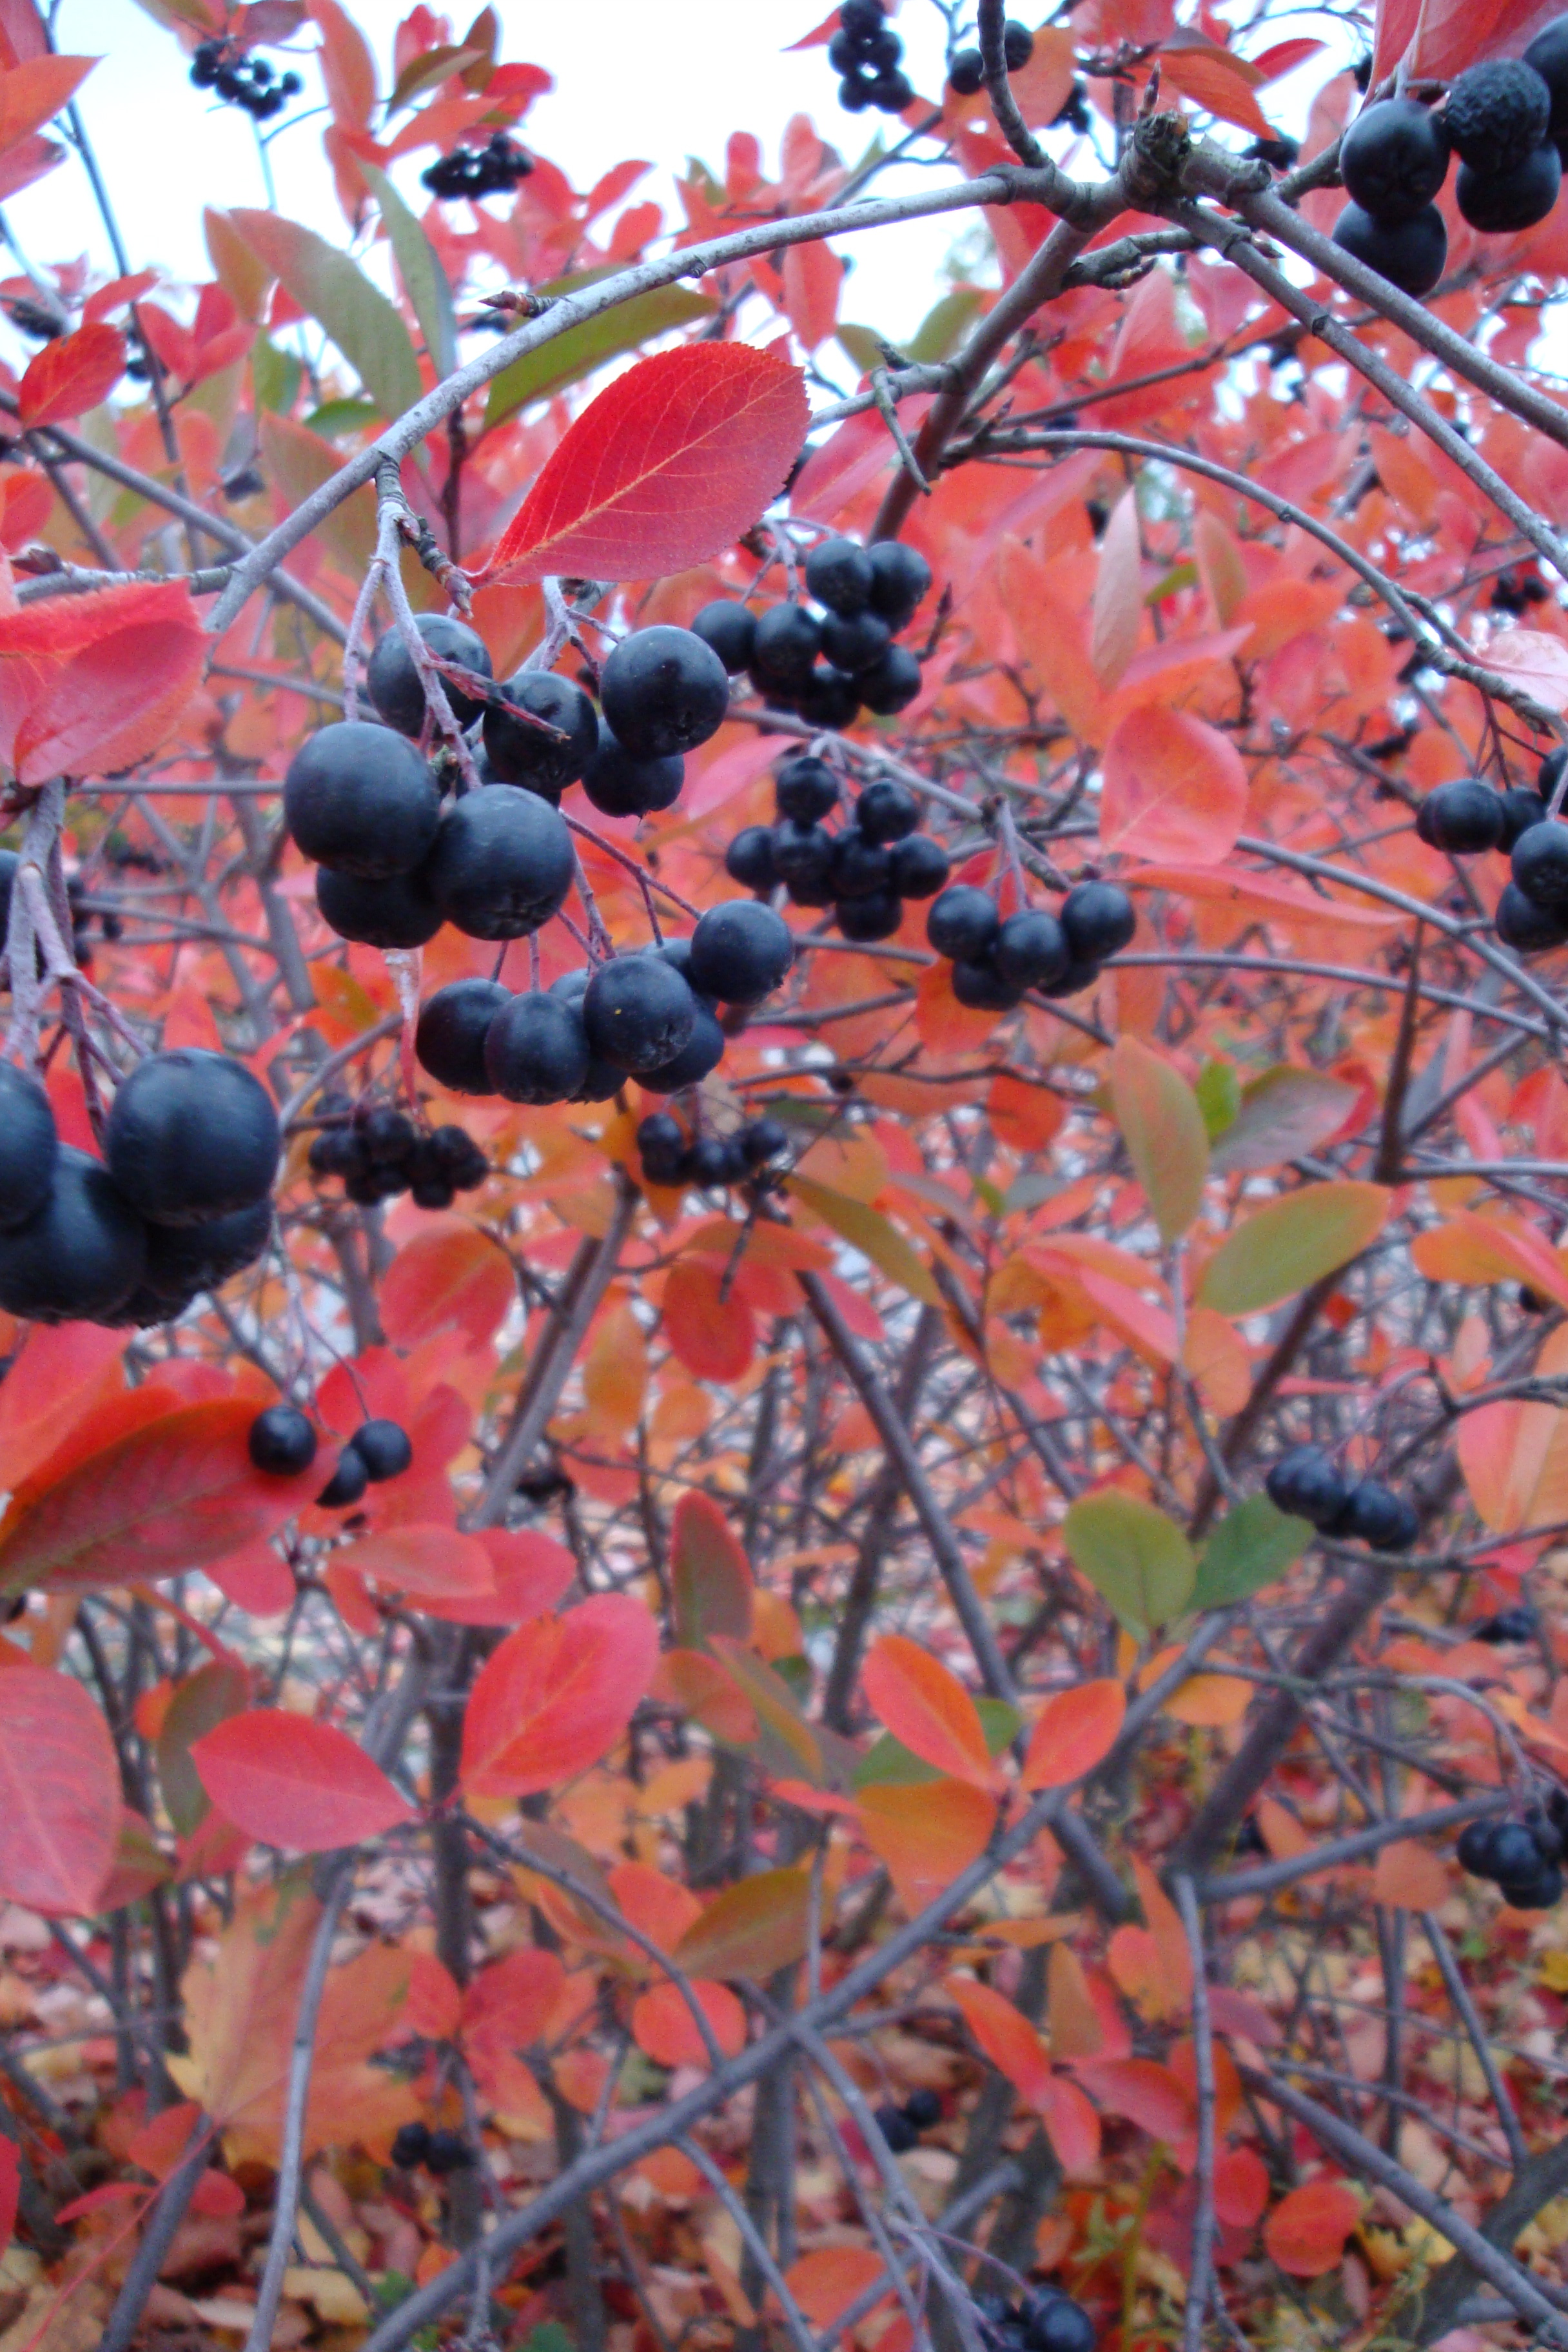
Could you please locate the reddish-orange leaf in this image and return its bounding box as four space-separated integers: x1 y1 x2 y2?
191 1711 416 1852
484 344 808 585
0 1665 121 1914
1214 2144 1270 2228
460 1594 658 1797
0 579 205 786
674 1865 813 1980
422 1527 575 1627
1411 1210 1568 1312
856 1778 995 1917
651 1646 760 1745
380 1222 516 1349
1263 2179 1361 2276
663 1258 756 1381
404 1952 462 2041
1073 2055 1193 2144
17 321 124 426
1099 702 1247 866
946 1977 1055 2110
631 1978 746 2070
0 55 95 156
335 1524 496 1602
785 2248 890 2328
0 1322 124 1493
0 1397 321 1597
1019 1679 1126 1791
862 1633 994 1787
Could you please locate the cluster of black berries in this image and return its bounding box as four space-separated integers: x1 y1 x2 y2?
1415 750 1568 953
636 1112 787 1193
1265 1445 1419 1552
189 40 301 118
391 2121 473 2174
294 614 731 954
1472 1604 1538 1642
727 759 949 945
1490 570 1549 614
872 2085 943 2155
692 538 932 733
973 2288 1096 2352
248 1400 413 1510
416 906 793 1112
948 20 1035 97
1458 1796 1567 1910
0 1050 278 1329
924 879 1135 1010
420 132 534 201
308 1102 488 1211
829 0 914 115
1334 24 1568 297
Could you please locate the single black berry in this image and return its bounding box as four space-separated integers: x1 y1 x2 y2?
868 67 914 111
740 1117 788 1166
928 885 999 961
889 834 950 898
752 603 823 688
1528 1806 1565 1863
1265 1444 1349 1529
391 2121 431 2169
948 46 985 95
688 1135 734 1188
1503 1860 1563 1910
1339 97 1451 222
141 1198 271 1304
856 778 920 843
317 865 443 949
485 991 590 1104
355 1419 413 1482
107 1050 279 1227
1511 821 1568 911
429 1126 488 1188
0 1064 57 1232
867 540 932 624
424 2129 473 2175
317 1446 369 1509
1445 58 1551 176
0 1148 147 1324
366 614 493 736
901 2087 942 2130
1061 880 1136 963
583 957 698 1073
836 891 904 943
689 901 794 1004
1331 201 1447 296
840 0 885 35
821 610 892 673
1501 787 1551 847
1332 1478 1418 1551
1003 21 1034 69
775 757 840 824
1489 1821 1544 1884
249 1404 317 1476
360 1107 416 1164
1456 141 1561 231
873 2102 919 2155
994 909 1071 990
640 1001 727 1093
1457 1819 1500 1876
858 646 923 716
1525 12 1568 141
691 601 757 673
833 835 893 899
805 537 875 615
636 1113 685 1181
600 625 728 758
1020 2292 1095 2352
416 979 510 1095
285 723 442 880
582 720 685 819
798 666 863 729
484 670 597 796
426 786 576 939
773 826 836 906
1480 1605 1539 1642
1415 778 1505 854
726 825 780 892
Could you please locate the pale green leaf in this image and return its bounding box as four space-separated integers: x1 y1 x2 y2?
1108 1034 1208 1245
363 162 458 379
1064 1491 1195 1640
1191 1494 1311 1611
230 208 424 422
1198 1182 1389 1317
787 1174 941 1305
482 279 716 432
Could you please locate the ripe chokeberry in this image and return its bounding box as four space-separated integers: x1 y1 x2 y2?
484 992 591 1104
873 2103 919 2154
426 786 576 939
832 834 893 899
1502 786 1551 846
857 645 923 716
1445 58 1551 176
1525 13 1568 140
1019 2291 1095 2352
856 778 920 842
725 825 779 892
1003 21 1034 69
391 2121 432 2169
317 864 443 949
141 1199 271 1306
285 722 442 879
425 2130 473 2175
0 1148 147 1324
752 603 823 689
740 1117 788 1165
798 667 863 728
640 1000 727 1092
1265 1444 1349 1529
366 614 493 736
821 609 892 672
1511 820 1568 910
600 625 729 758
994 909 1071 991
317 1446 369 1509
107 1050 279 1226
948 48 985 95
0 1063 57 1231
354 1419 413 1482
952 958 1026 1011
1061 879 1137 963
1338 97 1451 220
484 671 598 796
416 978 511 1094
867 540 932 623
583 957 698 1073
902 2087 942 2130
581 721 685 818
805 537 875 614
889 834 950 897
772 823 836 904
248 1405 318 1476
1415 778 1505 853
1331 201 1447 295
691 600 757 673
1456 141 1562 231
1331 1478 1418 1551
927 885 999 961
836 890 904 943
689 901 794 1004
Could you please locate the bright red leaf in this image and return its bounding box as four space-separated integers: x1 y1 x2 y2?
17 321 125 426
460 1594 659 1797
1099 703 1248 866
0 579 206 786
1263 2179 1361 2276
191 1710 416 1852
0 1665 121 1914
663 1258 756 1381
863 1634 994 1787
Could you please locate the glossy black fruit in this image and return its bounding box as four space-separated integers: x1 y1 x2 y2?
484 671 598 795
949 46 984 95
583 957 698 1073
1489 1821 1544 1884
798 665 863 729
249 1404 317 1476
952 958 1026 1011
1415 778 1505 853
1331 199 1447 295
1061 880 1136 963
429 1126 488 1188
1019 2292 1095 2352
142 1198 271 1301
776 756 841 823
928 885 999 961
1457 1819 1500 1876
1456 141 1561 231
1489 882 1562 952
636 1112 685 1173
1525 13 1568 141
1502 1860 1563 1908
317 863 444 949
771 823 836 898
833 835 892 899
856 778 920 843
600 625 728 758
752 603 823 687
740 1117 788 1165
836 890 904 942
1333 1478 1418 1551
1265 1444 1349 1529
107 1050 279 1226
1481 1604 1540 1642
994 909 1071 990
1527 1806 1565 1863
805 536 875 614
857 646 923 716
689 901 794 1004
485 991 590 1103
841 0 885 35
416 978 510 1095
726 825 780 892
426 786 576 939
582 721 685 819
1512 820 1568 910
867 540 932 623
425 2129 473 2175
821 611 892 673
889 834 950 898
1445 57 1551 176
391 2122 431 2169
1003 20 1034 69
0 1147 146 1323
1501 786 1551 846
0 1064 57 1231
691 600 757 673
640 1001 727 1092
317 1446 369 1509
873 2102 919 2155
285 722 442 881
355 1418 413 1482
1339 97 1451 222
901 2087 942 2130
367 614 493 737
688 1135 734 1188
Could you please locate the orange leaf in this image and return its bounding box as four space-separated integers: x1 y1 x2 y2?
1020 1679 1126 1790
652 1646 760 1745
1100 702 1248 866
1046 1942 1104 2061
0 55 94 157
856 1778 996 1916
632 1978 745 2070
1371 1838 1450 1910
17 320 123 426
191 1711 416 1852
663 1259 756 1381
1263 2179 1360 2276
784 2248 890 2328
1091 488 1142 687
1037 2073 1102 2175
0 1664 120 1913
1411 1210 1568 1313
862 1633 994 1787
461 1595 658 1797
674 1866 813 1980
946 1976 1055 2108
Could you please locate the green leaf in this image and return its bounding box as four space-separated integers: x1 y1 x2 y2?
972 1175 1006 1219
362 162 458 380
259 411 440 609
1191 1494 1311 1611
836 324 887 375
1210 1065 1360 1175
1198 1181 1389 1317
787 1173 941 1305
482 279 716 432
976 1696 1023 1754
251 333 300 417
853 1730 941 1790
1195 1059 1240 1141
908 288 984 364
1064 1491 1195 1640
1108 1034 1208 1245
156 1658 250 1838
387 41 487 112
302 397 379 438
230 208 424 422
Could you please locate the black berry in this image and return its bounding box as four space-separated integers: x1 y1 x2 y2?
836 891 904 943
425 2128 473 2174
689 901 794 1004
1061 880 1136 963
416 979 510 1095
1003 21 1034 70
484 671 598 796
317 864 443 948
1331 201 1447 296
1332 1478 1418 1551
821 610 892 672
1265 1444 1349 1529
485 991 590 1104
391 2121 431 2168
249 1405 317 1476
772 822 836 905
426 785 576 939
949 47 985 95
726 825 780 892
866 540 932 623
1502 787 1551 847
0 1064 57 1232
994 909 1071 990
805 537 874 615
889 834 950 898
798 666 863 729
583 957 698 1073
873 2103 918 2154
640 1001 727 1092
691 601 757 673
752 604 822 688
285 723 442 880
1445 58 1551 176
833 834 893 899
928 885 999 961
856 778 920 843
317 1446 369 1509
1457 1819 1500 1876
901 2088 942 2130
1415 778 1505 853
1020 2291 1095 2352
107 1049 279 1227
1525 13 1568 141
582 720 685 819
366 614 493 736
1339 97 1451 221
740 1117 787 1165
776 757 841 824
141 1198 271 1304
600 625 728 758
857 646 923 716
1511 820 1568 910
1456 141 1561 231
355 1419 413 1482
0 1147 147 1324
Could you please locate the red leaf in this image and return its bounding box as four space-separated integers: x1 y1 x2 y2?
483 343 808 585
334 1524 497 1601
0 55 94 156
781 240 843 353
380 1222 515 1349
663 1259 756 1381
460 1594 660 1797
863 1634 994 1787
1263 2179 1361 2276
0 579 205 786
0 1665 121 1913
632 1978 746 2070
1036 2073 1102 2175
1214 2144 1270 2228
1019 1679 1126 1791
17 322 124 426
192 1710 416 1852
946 1977 1055 2109
0 1398 322 1596
0 2142 17 2248
1099 702 1247 866
1073 2055 1193 2143
422 1527 576 1626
